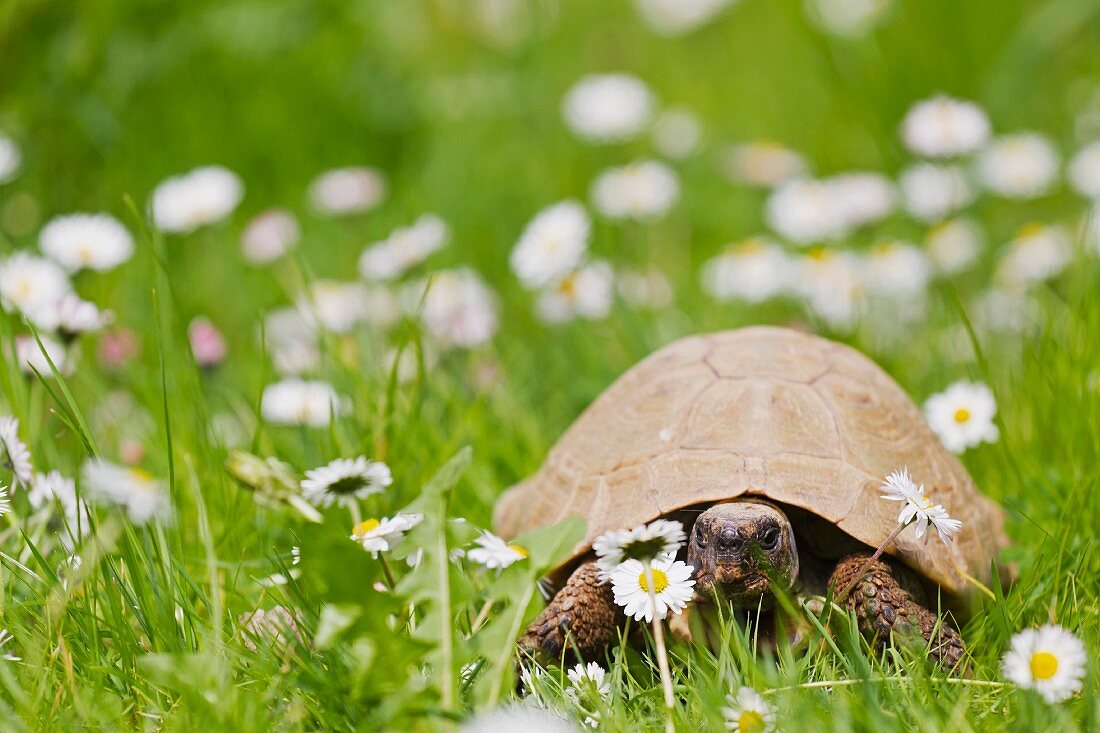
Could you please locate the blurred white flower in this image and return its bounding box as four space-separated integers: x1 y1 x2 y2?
241 209 300 265
0 252 73 318
899 163 974 223
561 74 654 143
830 172 897 228
296 281 370 334
610 556 695 622
536 261 614 324
1002 625 1087 704
900 96 991 158
39 213 134 273
996 223 1071 290
82 459 170 525
261 379 344 428
15 334 72 376
1069 141 1100 199
0 629 20 663
301 456 392 509
350 513 422 557
702 238 793 304
723 686 776 733
793 248 864 330
152 166 243 233
359 214 449 281
616 267 673 309
723 141 807 188
925 218 983 274
593 518 686 573
591 160 680 220
308 167 386 216
459 704 582 733
28 470 75 512
805 0 892 38
924 380 999 453
467 531 527 569
28 293 112 336
972 289 1040 335
862 241 932 299
0 136 21 185
414 268 499 348
977 133 1060 199
765 179 848 244
264 307 321 376
651 107 703 159
0 417 31 488
634 0 733 35
511 200 591 289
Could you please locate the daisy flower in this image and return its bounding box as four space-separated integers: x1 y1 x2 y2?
535 261 615 325
238 605 305 651
0 485 10 517
467 531 528 569
261 379 344 428
722 141 807 188
1068 140 1100 199
976 133 1060 199
651 107 702 159
0 629 20 662
0 417 32 488
590 160 680 220
880 467 962 544
898 163 975 223
27 470 76 512
722 686 776 732
1002 624 1087 703
567 661 611 700
39 213 134 273
358 214 449 281
0 135 21 185
765 179 849 244
996 223 1071 290
616 267 673 309
861 241 932 300
458 703 581 733
350 513 423 557
900 96 991 158
806 0 891 38
15 334 73 377
701 238 793 304
924 218 983 274
924 381 999 453
610 556 696 622
634 0 732 36
151 166 243 233
300 456 392 509
511 201 591 290
593 518 687 573
241 208 300 265
410 268 500 348
82 459 171 525
792 248 865 331
0 252 72 317
829 172 897 229
28 293 112 338
561 73 653 144
263 307 321 376
308 166 386 216
296 280 370 334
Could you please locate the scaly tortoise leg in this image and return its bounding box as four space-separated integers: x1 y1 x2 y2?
829 553 965 669
519 561 624 664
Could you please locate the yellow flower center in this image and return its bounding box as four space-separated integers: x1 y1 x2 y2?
806 246 834 262
1029 651 1059 680
638 568 669 594
738 710 766 733
558 274 578 296
353 518 381 536
1016 221 1045 239
953 408 971 424
508 544 528 558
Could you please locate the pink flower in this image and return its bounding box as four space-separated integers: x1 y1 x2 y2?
188 317 227 367
98 328 139 369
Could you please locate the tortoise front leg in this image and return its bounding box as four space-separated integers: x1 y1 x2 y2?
829 553 965 668
519 561 624 664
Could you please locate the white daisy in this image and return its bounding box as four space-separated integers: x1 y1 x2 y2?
765 179 848 244
241 209 300 265
972 288 1040 335
806 0 892 38
39 213 135 273
880 467 962 544
0 417 32 488
925 218 983 274
28 293 112 337
296 280 370 334
1068 141 1100 199
467 531 528 569
616 267 673 309
590 160 680 220
511 200 591 289
0 629 20 662
535 261 614 324
609 556 696 622
82 459 170 525
308 167 387 216
566 662 611 700
151 166 243 233
651 107 703 159
899 163 975 223
459 703 582 733
410 268 500 348
263 307 321 376
1002 625 1087 704
722 686 776 732
0 251 73 317
358 214 449 281
301 457 392 509
634 0 732 35
0 135 21 185
924 380 999 453
594 518 687 573
829 172 897 229
793 248 864 330
976 133 1060 199
238 605 305 651
996 223 1071 291
561 73 654 144
702 238 793 304
350 513 423 557
261 379 344 428
900 96 991 158
861 241 932 300
723 141 807 188
27 470 76 512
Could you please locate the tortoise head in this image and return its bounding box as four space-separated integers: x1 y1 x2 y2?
687 499 798 608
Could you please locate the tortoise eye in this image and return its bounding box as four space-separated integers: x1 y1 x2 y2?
693 526 707 548
761 527 780 549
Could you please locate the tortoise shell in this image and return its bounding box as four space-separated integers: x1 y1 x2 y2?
494 326 1007 603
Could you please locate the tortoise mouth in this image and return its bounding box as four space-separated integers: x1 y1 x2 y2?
694 570 772 600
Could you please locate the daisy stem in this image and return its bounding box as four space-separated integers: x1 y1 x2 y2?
836 521 908 601
643 564 676 733
377 554 397 590
349 502 362 525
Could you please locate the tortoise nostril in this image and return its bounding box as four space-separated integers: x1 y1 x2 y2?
717 528 741 551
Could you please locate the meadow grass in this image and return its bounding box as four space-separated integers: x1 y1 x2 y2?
0 0 1098 730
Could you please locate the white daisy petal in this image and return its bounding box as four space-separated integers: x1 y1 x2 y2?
301 456 392 509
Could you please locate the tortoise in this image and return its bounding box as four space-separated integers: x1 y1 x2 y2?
493 327 1008 667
